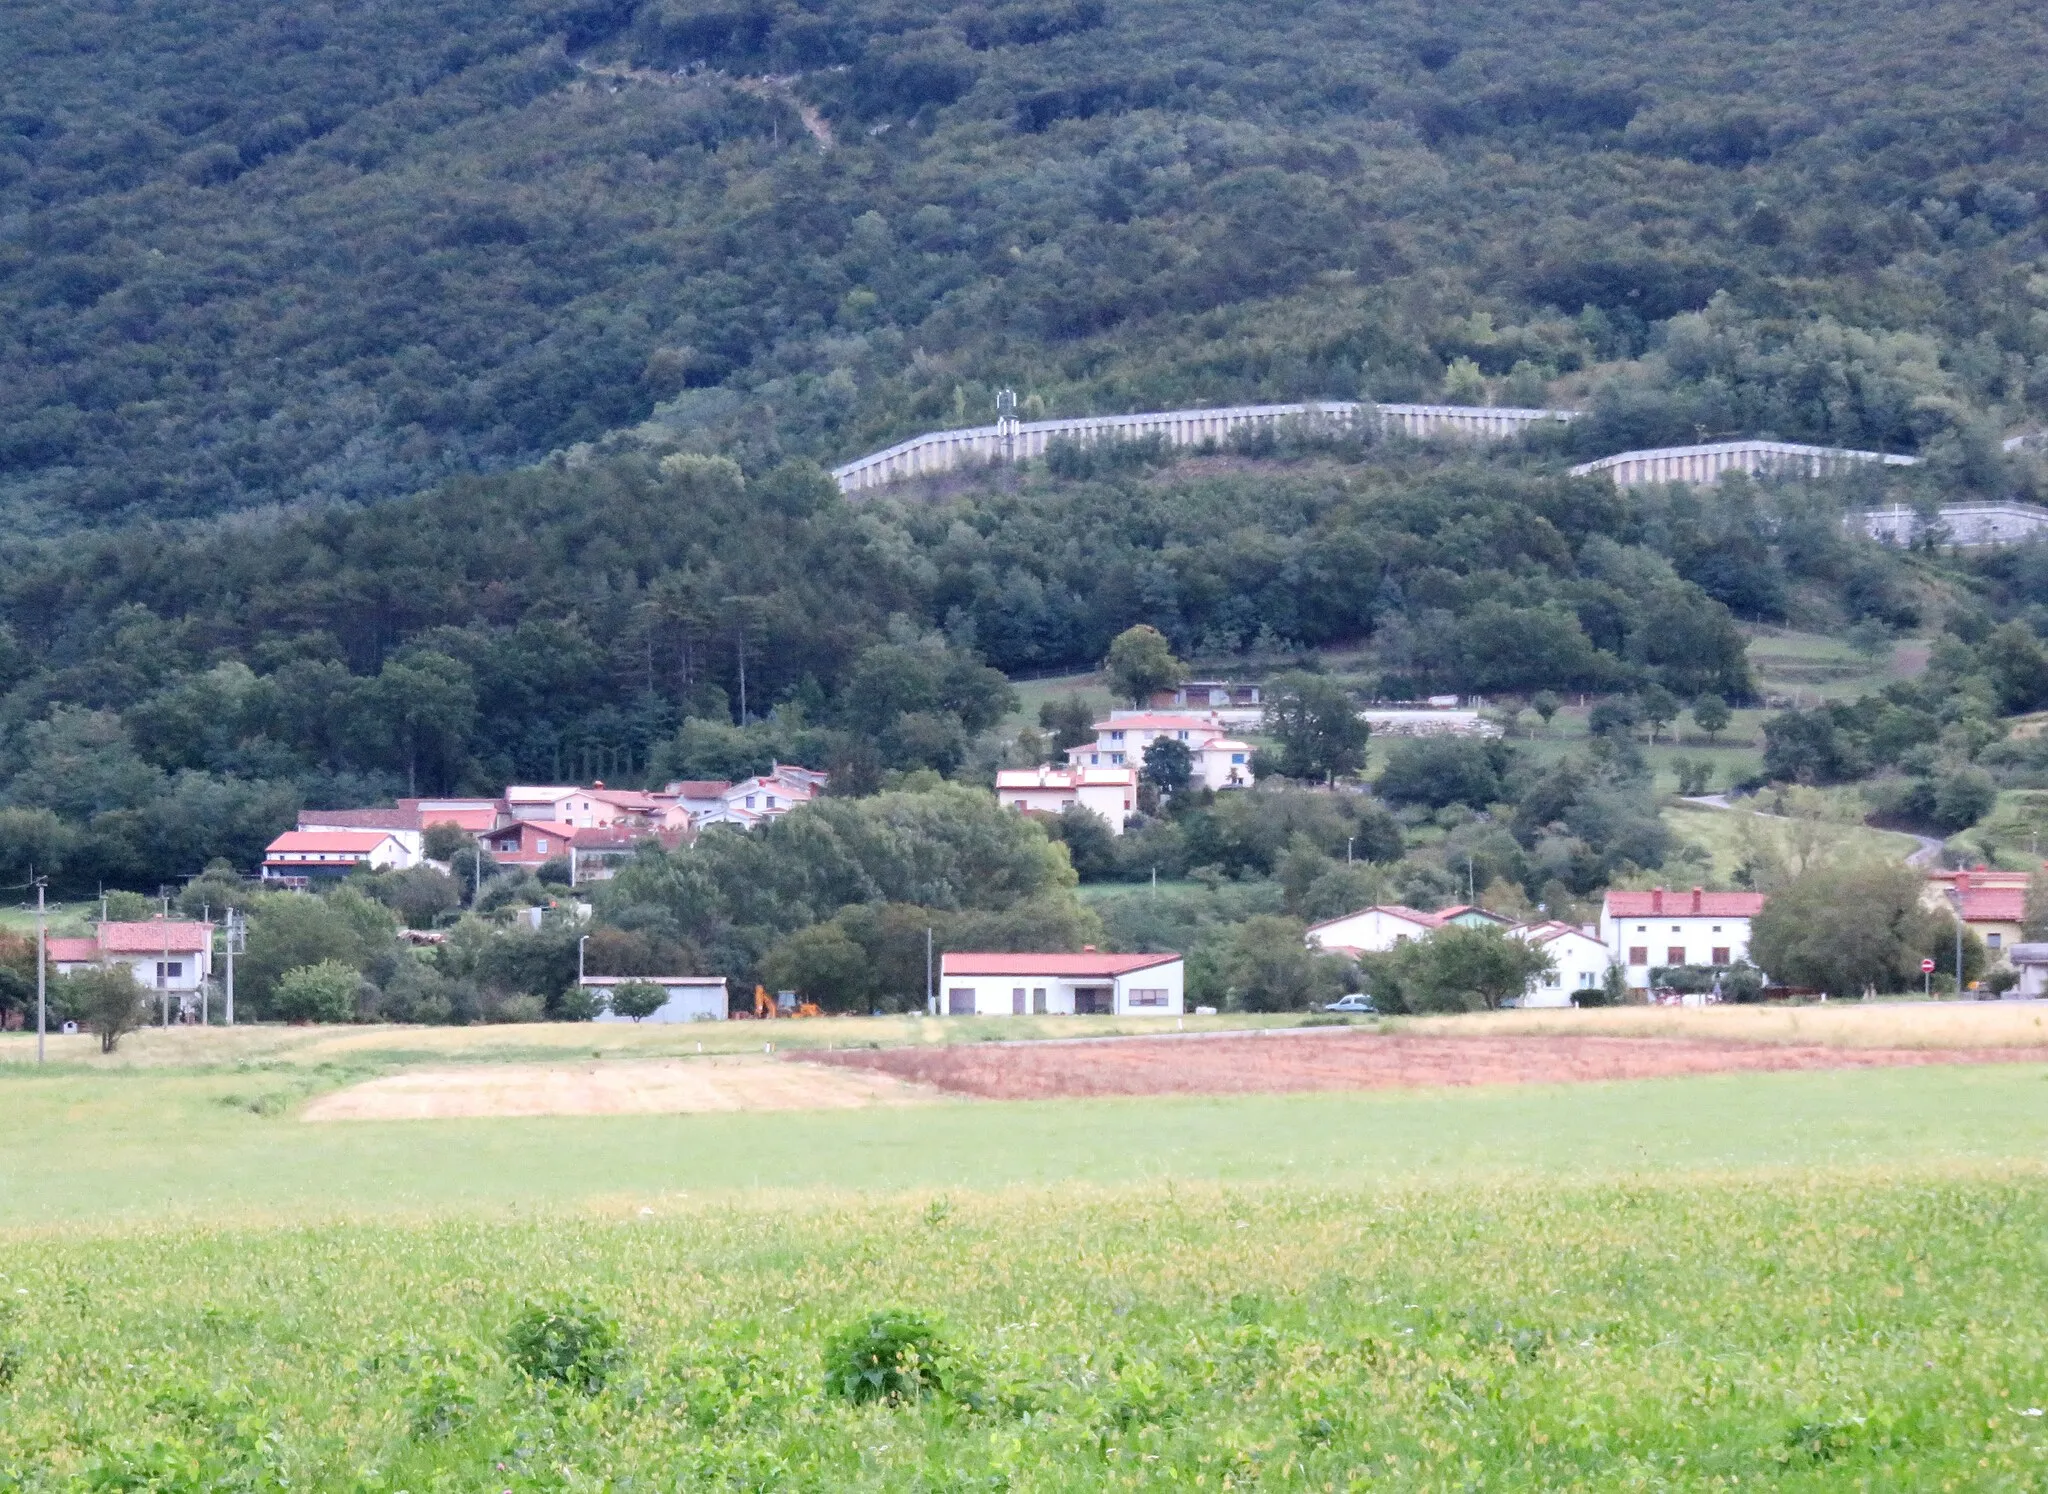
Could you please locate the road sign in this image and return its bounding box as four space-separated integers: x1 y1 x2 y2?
1921 958 1937 974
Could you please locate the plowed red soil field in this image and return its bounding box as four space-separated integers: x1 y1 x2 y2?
796 1030 2048 1099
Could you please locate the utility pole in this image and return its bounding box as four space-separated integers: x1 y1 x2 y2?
1347 837 1355 865
224 908 242 1026
159 889 172 1028
925 926 935 1016
34 876 46 1065
578 934 589 986
1955 910 1965 999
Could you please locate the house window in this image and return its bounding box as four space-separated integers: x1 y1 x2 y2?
1089 754 1100 765
1110 730 1124 741
1013 799 1028 809
1711 925 1723 933
1635 925 1646 933
1012 987 1027 1015
1231 753 1245 764
1177 731 1188 740
767 795 778 809
1543 971 1560 987
536 838 548 853
1711 947 1730 966
1667 947 1685 967
947 987 975 1015
1110 753 1125 765
156 961 182 980
1578 971 1598 988
745 795 757 809
1628 946 1649 965
1989 933 2003 951
1128 988 1168 1007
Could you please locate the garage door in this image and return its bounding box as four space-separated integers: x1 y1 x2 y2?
947 987 976 1015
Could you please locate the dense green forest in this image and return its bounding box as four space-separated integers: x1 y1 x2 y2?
5 0 2048 527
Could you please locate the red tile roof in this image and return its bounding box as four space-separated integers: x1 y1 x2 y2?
1093 713 1225 732
1304 905 1439 934
1956 887 2026 923
1603 888 1765 917
663 781 733 798
95 921 211 953
45 937 100 963
941 951 1180 977
266 830 400 855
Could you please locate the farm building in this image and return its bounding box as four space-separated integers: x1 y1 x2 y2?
937 951 1184 1016
581 975 729 1022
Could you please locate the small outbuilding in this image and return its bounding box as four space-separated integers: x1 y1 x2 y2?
937 950 1184 1016
582 975 729 1022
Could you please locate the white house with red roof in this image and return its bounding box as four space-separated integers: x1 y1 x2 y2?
1598 887 1766 989
937 949 1184 1015
1067 711 1254 789
1507 920 1614 1006
262 829 417 882
994 764 1139 832
297 807 426 862
47 919 213 1001
1304 903 1510 956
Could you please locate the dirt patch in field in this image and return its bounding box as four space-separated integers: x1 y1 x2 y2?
796 1030 2048 1100
302 1056 934 1121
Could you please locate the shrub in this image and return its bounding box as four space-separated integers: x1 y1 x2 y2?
272 961 361 1024
505 1297 622 1391
822 1309 952 1405
606 981 668 1021
54 965 148 1053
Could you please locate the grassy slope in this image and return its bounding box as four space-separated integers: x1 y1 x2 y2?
2 1059 2045 1229
1661 800 1923 885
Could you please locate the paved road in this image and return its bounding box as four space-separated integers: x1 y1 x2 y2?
1678 794 1945 866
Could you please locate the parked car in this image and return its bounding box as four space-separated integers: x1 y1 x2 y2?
1323 993 1376 1014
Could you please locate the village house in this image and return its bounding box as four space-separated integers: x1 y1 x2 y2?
1597 887 1765 990
1304 903 1512 956
658 780 733 827
937 950 1185 1016
1067 712 1254 789
1923 867 2028 964
1508 920 1614 1007
994 764 1140 833
296 807 425 862
262 829 417 883
46 919 214 1014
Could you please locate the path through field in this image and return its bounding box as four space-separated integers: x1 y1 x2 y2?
799 1029 2048 1099
303 1055 932 1120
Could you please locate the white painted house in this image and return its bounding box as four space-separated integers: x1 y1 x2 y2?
1508 921 1613 1006
994 764 1139 832
582 975 729 1022
46 920 214 1011
1067 712 1253 789
1598 888 1765 990
938 951 1184 1016
1305 904 1442 955
261 829 417 881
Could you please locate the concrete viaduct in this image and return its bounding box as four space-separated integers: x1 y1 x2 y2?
1569 438 1920 488
830 400 1582 494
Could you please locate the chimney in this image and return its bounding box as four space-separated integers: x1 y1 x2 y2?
1082 944 1098 953
1691 886 1703 915
1957 870 1971 892
1651 886 1664 914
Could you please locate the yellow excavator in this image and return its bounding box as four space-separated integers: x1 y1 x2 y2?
749 984 822 1019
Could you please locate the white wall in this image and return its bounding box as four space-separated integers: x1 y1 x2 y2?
1517 933 1611 1007
1307 909 1430 954
1599 914 1753 985
587 980 728 1022
940 962 1184 1015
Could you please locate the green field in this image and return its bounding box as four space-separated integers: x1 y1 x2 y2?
6 1022 2048 1488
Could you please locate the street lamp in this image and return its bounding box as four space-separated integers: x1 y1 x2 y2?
578 934 589 985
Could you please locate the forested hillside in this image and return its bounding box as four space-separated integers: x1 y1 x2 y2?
5 0 2048 526
0 428 1944 892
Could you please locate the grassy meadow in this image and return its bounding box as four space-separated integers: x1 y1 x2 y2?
5 1009 2048 1488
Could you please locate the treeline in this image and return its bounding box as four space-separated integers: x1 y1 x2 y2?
1 431 1952 893
5 0 2048 527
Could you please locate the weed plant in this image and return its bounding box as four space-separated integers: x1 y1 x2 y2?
0 1176 2044 1488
